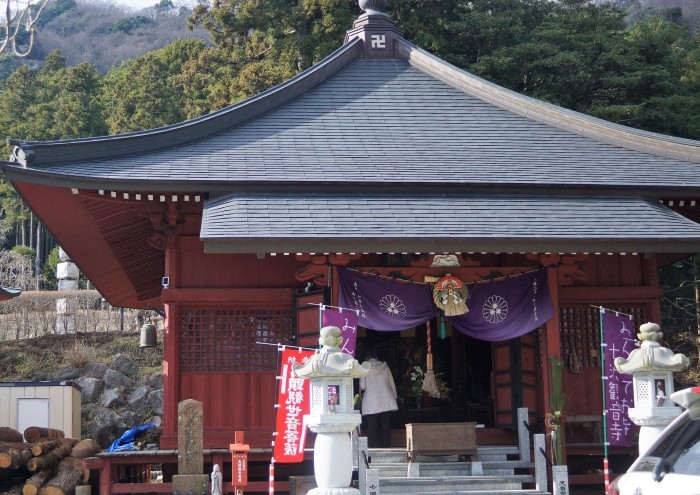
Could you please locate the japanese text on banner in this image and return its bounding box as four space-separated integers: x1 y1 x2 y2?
273 348 315 462
602 310 635 447
321 306 359 356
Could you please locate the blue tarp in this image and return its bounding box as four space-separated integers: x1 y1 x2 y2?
106 423 157 452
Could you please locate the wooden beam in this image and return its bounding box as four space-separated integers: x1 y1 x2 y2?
161 288 294 304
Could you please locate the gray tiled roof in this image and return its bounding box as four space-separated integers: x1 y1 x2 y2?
4 51 700 194
201 193 700 253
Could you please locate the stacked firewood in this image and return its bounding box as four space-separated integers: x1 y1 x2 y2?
0 427 100 495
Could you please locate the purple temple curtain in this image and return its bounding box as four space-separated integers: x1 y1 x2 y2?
336 266 439 331
336 266 553 341
448 268 553 341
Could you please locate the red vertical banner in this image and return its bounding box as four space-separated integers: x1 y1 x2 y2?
273 347 315 463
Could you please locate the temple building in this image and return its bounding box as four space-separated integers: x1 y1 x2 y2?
2 1 700 492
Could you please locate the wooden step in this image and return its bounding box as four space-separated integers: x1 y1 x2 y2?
368 460 535 478
376 475 536 493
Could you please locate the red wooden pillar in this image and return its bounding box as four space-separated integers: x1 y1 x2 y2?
541 266 562 420
161 224 181 449
643 254 662 324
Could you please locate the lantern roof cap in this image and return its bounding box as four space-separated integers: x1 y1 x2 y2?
291 326 371 378
614 322 689 373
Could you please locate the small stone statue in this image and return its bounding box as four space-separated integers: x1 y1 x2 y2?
211 464 222 495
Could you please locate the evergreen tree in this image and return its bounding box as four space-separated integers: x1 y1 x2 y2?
590 15 700 138
186 0 358 103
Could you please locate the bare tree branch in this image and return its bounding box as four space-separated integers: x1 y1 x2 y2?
1 0 51 57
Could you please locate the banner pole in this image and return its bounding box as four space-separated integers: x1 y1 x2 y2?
309 302 360 314
598 308 610 493
270 345 282 478
269 344 284 495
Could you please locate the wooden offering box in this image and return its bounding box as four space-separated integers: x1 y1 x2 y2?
405 422 478 460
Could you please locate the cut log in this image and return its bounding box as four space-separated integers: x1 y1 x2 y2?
23 430 63 444
0 443 30 453
56 458 88 484
0 448 32 470
38 459 83 495
37 470 81 495
22 468 54 495
26 445 71 472
33 440 76 450
70 440 100 460
2 482 24 495
0 428 23 444
29 443 55 458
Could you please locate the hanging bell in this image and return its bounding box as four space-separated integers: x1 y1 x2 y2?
139 323 157 348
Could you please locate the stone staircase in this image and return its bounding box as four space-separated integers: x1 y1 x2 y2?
355 409 551 495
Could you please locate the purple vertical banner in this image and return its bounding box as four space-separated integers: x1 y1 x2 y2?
602 309 636 447
321 306 359 356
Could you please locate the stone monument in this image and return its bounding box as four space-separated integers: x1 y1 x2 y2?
292 326 371 495
55 246 79 334
614 322 689 454
172 399 209 495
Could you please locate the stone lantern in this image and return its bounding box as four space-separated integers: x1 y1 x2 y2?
614 322 689 454
292 326 371 495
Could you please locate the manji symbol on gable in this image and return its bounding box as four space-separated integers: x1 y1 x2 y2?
370 34 386 49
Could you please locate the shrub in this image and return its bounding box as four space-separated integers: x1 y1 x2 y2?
65 341 96 368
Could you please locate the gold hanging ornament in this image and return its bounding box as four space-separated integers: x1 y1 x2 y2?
432 275 469 316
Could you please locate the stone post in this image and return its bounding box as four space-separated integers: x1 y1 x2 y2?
172 399 209 495
552 465 569 495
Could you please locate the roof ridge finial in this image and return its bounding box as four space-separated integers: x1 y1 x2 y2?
345 0 402 57
358 0 387 15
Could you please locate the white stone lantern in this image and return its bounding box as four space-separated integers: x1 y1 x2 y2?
292 326 371 495
614 322 689 454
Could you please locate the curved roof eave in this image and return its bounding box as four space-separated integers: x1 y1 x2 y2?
4 165 700 198
200 192 700 255
5 38 364 167
395 39 700 164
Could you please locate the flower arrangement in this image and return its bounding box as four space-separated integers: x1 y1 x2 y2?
408 365 451 400
409 366 425 398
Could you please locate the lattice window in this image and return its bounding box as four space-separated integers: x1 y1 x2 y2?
344 382 354 403
180 308 294 372
637 378 651 401
312 385 323 411
559 304 646 370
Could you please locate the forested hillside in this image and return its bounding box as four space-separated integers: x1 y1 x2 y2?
623 0 700 31
0 0 210 75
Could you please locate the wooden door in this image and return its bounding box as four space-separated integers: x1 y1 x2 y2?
294 289 329 348
492 332 539 429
